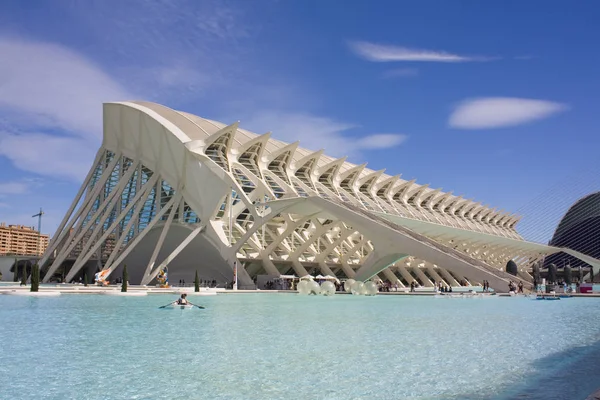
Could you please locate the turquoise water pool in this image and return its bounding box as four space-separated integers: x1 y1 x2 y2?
0 293 599 399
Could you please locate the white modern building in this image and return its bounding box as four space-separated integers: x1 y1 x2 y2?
38 101 600 291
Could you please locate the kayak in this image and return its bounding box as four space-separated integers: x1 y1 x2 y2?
164 304 195 309
535 297 561 301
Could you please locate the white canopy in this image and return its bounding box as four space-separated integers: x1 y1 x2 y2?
323 275 340 283
300 275 314 280
279 275 297 279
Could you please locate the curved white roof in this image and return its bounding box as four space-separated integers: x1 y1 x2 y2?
127 101 518 232
45 100 590 292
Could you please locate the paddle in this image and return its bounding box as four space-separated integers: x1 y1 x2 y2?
158 301 205 309
159 301 177 309
188 302 205 309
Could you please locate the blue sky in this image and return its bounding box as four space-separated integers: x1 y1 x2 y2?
0 0 598 242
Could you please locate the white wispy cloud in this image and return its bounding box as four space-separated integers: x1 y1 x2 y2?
349 41 494 63
357 134 408 149
0 181 30 195
0 36 133 181
0 0 252 180
240 111 407 159
1 3 417 195
61 0 253 102
66 0 249 51
0 33 408 182
0 37 132 137
0 0 258 186
382 68 419 78
0 133 95 181
121 64 213 102
0 2 342 233
449 97 569 129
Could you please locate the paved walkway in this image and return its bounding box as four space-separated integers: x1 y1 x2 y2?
1 284 599 297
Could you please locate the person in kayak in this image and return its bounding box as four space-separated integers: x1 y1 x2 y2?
176 293 188 305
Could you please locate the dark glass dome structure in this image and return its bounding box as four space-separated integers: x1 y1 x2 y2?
543 192 600 270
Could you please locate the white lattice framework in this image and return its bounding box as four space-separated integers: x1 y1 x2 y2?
39 101 600 291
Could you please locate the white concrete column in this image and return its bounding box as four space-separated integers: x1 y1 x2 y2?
411 265 434 287
103 193 180 277
141 225 204 285
317 260 336 277
45 157 135 281
314 227 355 263
260 257 281 276
396 265 417 285
335 260 353 278
63 176 157 282
437 267 460 286
100 174 160 273
40 150 120 268
425 264 448 286
45 148 104 250
382 268 404 287
64 162 144 281
142 192 182 280
291 260 309 277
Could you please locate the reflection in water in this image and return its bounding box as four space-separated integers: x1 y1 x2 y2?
0 294 598 400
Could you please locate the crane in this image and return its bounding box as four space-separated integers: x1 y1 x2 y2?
32 208 44 256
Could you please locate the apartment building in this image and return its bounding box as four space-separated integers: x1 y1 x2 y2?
0 223 49 256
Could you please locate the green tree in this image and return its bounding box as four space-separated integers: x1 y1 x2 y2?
30 264 40 292
20 264 27 286
548 264 557 284
13 258 18 282
194 270 200 292
84 272 88 287
564 265 573 285
121 265 128 292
